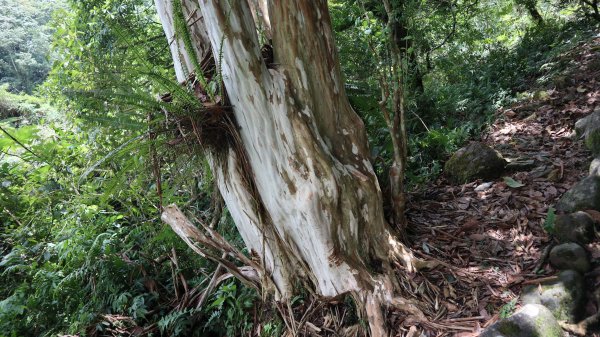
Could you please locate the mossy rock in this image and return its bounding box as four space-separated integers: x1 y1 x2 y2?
444 142 507 184
556 176 600 213
585 132 600 156
575 109 600 155
480 304 563 337
554 211 595 244
550 243 590 274
589 158 600 177
553 75 573 89
522 270 585 323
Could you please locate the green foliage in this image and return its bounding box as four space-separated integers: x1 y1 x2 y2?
42 0 175 125
0 84 59 122
504 177 525 188
203 282 257 336
333 0 597 186
0 90 255 337
499 298 518 318
406 124 473 185
0 0 265 334
425 18 596 125
260 320 284 337
543 206 557 234
0 0 65 93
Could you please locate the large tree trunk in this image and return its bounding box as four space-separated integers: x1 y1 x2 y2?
155 0 423 334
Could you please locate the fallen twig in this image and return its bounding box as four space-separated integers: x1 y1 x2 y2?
521 275 558 285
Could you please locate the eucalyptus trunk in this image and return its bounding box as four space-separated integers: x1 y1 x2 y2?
155 1 424 334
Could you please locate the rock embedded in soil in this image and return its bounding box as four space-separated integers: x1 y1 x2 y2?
480 304 563 337
554 211 595 244
555 176 600 213
475 182 494 191
444 142 507 184
521 270 585 323
505 158 536 171
575 110 600 155
549 243 590 274
553 75 574 89
590 158 600 177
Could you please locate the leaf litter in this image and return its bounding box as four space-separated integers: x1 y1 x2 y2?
394 37 600 336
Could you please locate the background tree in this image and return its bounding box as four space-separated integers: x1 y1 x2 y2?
565 0 600 21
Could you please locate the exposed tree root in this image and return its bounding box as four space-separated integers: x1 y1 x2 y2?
364 293 429 337
559 288 600 335
560 316 599 336
164 206 439 336
360 274 429 337
388 232 438 272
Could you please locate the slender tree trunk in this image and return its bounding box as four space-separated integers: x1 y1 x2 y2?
525 3 544 25
581 0 600 22
382 0 409 229
155 1 425 334
517 0 544 25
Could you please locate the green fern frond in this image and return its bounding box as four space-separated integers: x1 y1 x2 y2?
172 0 210 90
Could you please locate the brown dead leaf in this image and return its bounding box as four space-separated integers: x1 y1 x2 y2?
547 169 561 182
406 326 419 337
469 234 487 241
507 274 524 285
545 185 558 198
584 210 600 223
455 332 478 337
400 40 600 335
458 218 480 233
445 301 459 311
588 243 600 259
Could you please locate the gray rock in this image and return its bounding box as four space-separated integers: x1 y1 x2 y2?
475 182 494 191
554 211 595 244
575 111 600 155
444 142 507 184
556 176 600 213
522 270 585 323
553 75 573 89
549 243 590 274
530 165 553 179
480 304 563 337
505 158 536 171
589 158 600 177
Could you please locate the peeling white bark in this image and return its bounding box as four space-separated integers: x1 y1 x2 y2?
157 2 419 330
248 0 271 40
154 0 210 82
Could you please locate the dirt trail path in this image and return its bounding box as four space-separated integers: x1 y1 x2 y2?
400 37 600 336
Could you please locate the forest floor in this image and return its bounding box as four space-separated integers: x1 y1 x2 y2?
400 36 600 336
